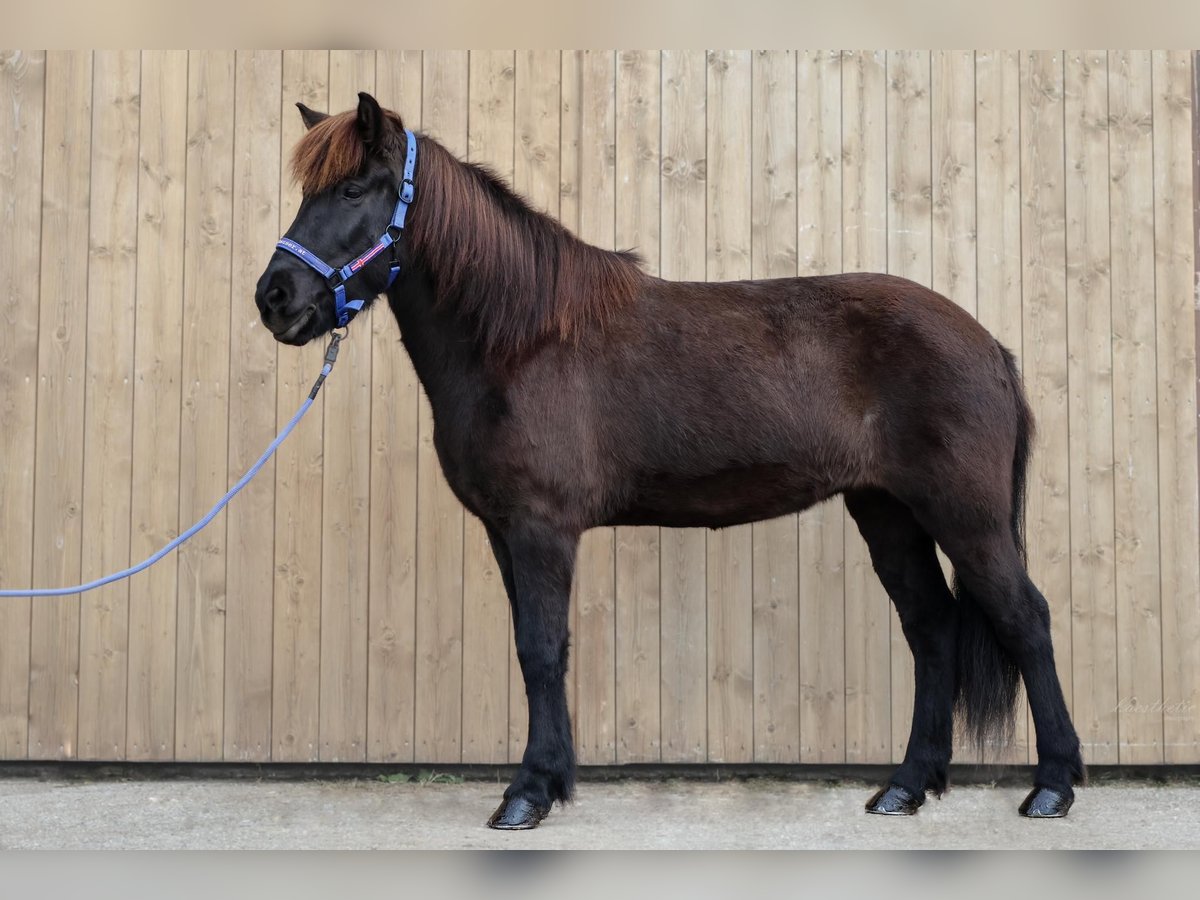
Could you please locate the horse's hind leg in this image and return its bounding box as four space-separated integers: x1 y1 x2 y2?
844 489 959 815
484 517 578 830
934 524 1085 817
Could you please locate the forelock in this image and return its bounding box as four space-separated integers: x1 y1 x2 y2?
290 109 405 196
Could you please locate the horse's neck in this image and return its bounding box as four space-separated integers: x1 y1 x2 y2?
383 267 485 412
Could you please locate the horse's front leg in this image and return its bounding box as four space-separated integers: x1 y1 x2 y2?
485 518 579 830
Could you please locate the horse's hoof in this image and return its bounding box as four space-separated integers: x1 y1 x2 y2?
487 796 550 830
1019 787 1073 818
865 784 923 816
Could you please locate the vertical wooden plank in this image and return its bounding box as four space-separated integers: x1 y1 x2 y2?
1153 50 1200 764
1108 49 1164 765
658 49 708 764
29 50 91 759
885 49 932 764
614 49 662 764
750 49 799 763
796 49 845 764
932 49 981 764
0 50 44 760
127 50 187 761
1021 50 1073 742
318 50 374 762
1064 51 1118 766
224 50 281 761
932 51 977 317
176 50 234 761
368 50 420 763
509 49 560 763
705 49 754 763
461 50 514 765
413 50 466 763
78 49 139 760
272 49 328 763
974 50 1031 765
840 50 890 765
569 50 618 766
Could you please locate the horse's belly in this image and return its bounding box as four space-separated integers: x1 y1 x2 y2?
605 464 834 529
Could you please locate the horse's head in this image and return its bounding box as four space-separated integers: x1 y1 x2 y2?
256 92 413 345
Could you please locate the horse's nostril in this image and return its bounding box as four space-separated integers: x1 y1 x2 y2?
259 289 291 316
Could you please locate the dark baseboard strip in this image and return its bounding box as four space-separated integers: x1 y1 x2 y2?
0 760 1197 787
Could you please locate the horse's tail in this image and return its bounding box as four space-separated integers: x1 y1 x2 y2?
952 343 1028 752
999 344 1034 564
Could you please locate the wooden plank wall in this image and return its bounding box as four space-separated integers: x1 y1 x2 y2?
0 50 1197 767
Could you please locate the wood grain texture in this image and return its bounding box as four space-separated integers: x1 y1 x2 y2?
705 49 754 764
1152 50 1200 764
272 49 329 763
931 51 977 317
1108 50 1164 765
750 50 800 763
78 49 139 760
0 47 1195 767
614 49 662 764
1063 51 1118 766
795 49 846 764
840 50 890 765
367 49 421 763
127 50 187 762
318 51 375 762
973 50 1031 765
0 50 44 760
225 49 281 762
931 50 980 764
657 49 709 765
1020 52 1073 749
175 50 234 761
29 50 92 759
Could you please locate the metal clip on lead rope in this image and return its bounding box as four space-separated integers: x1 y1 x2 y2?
309 328 346 400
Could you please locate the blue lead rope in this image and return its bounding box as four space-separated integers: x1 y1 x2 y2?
0 330 346 599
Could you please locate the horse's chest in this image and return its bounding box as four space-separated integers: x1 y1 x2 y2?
428 418 518 520
428 425 483 508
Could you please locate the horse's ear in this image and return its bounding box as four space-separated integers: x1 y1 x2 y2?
356 91 385 148
296 102 329 131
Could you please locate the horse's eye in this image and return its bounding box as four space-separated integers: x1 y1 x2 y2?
343 186 363 200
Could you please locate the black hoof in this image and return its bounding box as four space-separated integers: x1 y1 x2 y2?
487 796 550 830
1019 787 1073 818
865 784 923 816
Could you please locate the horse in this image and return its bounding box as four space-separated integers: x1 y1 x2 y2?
255 91 1085 830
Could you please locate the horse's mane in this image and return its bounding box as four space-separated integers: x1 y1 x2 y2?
291 110 645 360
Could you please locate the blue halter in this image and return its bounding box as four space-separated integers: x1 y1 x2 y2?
276 128 418 327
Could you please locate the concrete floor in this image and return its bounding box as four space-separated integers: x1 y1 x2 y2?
1 776 1198 849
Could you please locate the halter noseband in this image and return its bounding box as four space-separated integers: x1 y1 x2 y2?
276 128 418 328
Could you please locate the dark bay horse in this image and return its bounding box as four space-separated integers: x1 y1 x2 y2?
255 92 1085 829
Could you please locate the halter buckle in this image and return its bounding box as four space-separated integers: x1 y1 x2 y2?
400 178 415 204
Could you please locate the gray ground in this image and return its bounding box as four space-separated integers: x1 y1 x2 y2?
2 776 1198 849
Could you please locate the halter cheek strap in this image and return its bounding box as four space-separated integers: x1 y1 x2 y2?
276 128 418 328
